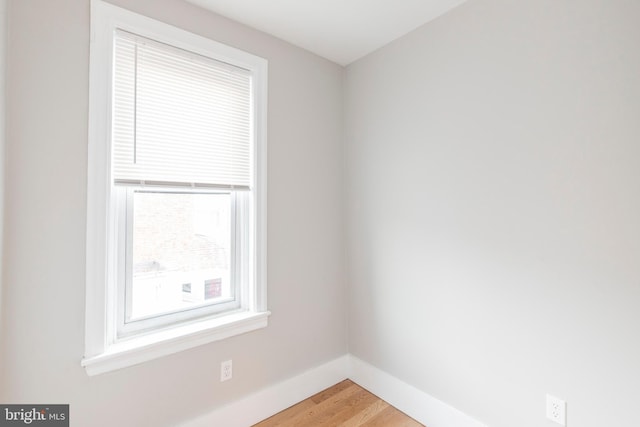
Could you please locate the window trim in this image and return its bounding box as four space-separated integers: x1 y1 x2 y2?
83 0 268 376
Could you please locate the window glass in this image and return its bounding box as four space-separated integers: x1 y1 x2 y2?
129 191 234 321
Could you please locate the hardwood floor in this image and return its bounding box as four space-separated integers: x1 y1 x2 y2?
252 380 424 427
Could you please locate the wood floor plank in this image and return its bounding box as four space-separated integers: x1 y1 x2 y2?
310 380 355 404
318 389 382 427
360 406 424 427
279 385 362 426
339 399 389 427
301 388 374 426
251 380 423 427
253 400 317 427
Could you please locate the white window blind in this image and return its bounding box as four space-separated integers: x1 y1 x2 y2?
112 30 253 189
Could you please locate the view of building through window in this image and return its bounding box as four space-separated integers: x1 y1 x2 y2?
130 191 232 320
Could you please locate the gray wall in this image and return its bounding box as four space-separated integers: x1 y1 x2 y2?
0 0 5 377
0 0 346 425
345 0 640 426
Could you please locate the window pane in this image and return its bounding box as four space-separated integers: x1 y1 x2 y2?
129 191 233 321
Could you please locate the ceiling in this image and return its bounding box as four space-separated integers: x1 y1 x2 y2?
185 0 469 66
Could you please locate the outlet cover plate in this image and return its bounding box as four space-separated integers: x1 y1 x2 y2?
221 360 233 382
546 394 566 426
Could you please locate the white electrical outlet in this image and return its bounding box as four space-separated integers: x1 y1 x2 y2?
546 394 566 426
220 360 233 382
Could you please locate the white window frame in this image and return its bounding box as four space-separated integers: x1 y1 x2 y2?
83 0 268 376
116 189 243 338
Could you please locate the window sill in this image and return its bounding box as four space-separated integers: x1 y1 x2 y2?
81 310 270 376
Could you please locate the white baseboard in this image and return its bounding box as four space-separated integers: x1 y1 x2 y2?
181 353 486 427
348 355 486 427
180 355 350 427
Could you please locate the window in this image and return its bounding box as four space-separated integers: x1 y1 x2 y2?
83 0 268 375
